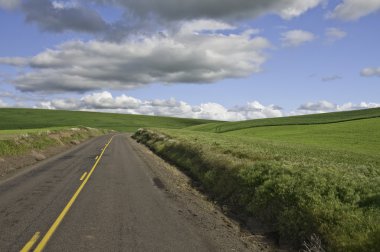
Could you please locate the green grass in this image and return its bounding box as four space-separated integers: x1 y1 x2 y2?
225 117 380 157
133 108 380 251
187 107 380 133
0 108 217 132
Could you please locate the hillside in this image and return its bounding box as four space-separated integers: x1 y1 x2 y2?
187 107 380 133
0 108 216 132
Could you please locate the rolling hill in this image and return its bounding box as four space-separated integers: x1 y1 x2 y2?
0 108 217 132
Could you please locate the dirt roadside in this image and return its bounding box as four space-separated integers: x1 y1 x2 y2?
0 142 80 180
0 128 106 181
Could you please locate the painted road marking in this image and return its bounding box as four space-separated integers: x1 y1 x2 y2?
80 172 87 181
31 136 114 252
20 231 40 252
95 155 99 160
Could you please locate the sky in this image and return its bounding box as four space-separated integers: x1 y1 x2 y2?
0 0 379 121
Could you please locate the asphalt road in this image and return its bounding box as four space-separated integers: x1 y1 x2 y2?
0 134 259 252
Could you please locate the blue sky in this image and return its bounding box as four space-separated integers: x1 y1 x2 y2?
0 0 379 120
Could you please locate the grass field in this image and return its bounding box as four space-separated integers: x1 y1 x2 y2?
134 108 380 251
225 117 380 157
1 107 379 250
0 108 216 132
187 107 380 133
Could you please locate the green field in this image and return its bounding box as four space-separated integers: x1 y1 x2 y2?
134 108 380 251
1 107 379 251
188 107 380 133
0 108 216 132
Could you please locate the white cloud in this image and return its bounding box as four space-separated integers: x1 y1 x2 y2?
325 27 347 44
328 0 380 21
361 67 380 77
0 0 20 10
179 19 236 34
0 21 271 92
281 30 316 47
35 91 283 121
0 98 7 107
295 100 380 114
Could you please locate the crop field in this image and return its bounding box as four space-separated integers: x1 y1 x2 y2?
0 108 216 132
134 108 380 251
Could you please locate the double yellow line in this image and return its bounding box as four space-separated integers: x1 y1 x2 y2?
21 136 114 252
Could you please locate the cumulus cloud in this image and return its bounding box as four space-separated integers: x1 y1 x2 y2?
35 91 283 121
296 100 380 114
21 0 108 33
0 21 271 92
0 0 20 10
328 0 380 20
281 30 316 47
93 0 324 21
361 67 380 77
325 27 347 44
5 0 324 37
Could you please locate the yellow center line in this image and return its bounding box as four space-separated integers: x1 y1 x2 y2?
20 232 40 252
79 172 87 181
32 136 114 252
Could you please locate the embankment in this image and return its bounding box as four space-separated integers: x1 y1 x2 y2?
0 127 109 178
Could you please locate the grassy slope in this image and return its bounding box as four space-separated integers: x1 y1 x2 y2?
134 108 380 251
0 108 216 132
0 127 107 157
187 107 380 133
225 117 380 157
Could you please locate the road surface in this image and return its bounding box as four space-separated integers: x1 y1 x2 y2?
0 134 266 251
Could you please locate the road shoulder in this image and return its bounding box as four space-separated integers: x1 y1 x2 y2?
127 134 281 252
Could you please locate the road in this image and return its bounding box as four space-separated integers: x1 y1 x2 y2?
0 134 264 251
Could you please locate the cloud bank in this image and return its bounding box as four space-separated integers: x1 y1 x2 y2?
296 100 380 114
33 93 380 121
36 91 283 121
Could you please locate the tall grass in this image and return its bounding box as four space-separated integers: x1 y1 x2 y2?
133 128 380 251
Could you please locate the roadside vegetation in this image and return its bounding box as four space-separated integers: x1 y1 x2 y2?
133 109 380 251
0 127 107 157
0 108 215 132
